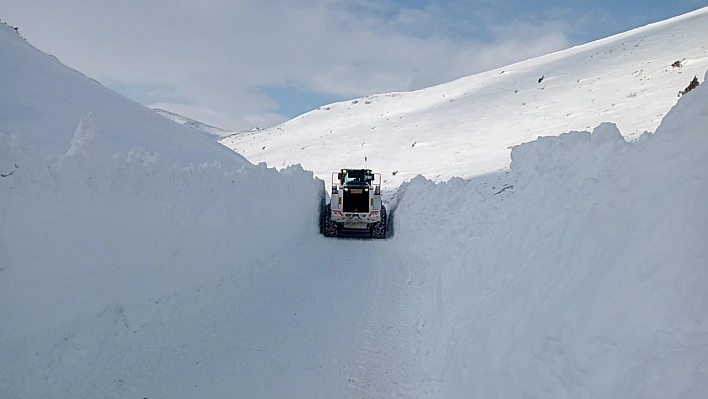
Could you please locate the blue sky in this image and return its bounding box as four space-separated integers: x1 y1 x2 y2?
4 0 708 130
390 0 706 37
263 86 345 118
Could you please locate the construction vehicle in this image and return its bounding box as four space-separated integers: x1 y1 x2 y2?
323 168 387 238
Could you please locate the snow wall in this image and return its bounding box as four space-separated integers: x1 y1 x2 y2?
391 71 708 398
0 115 324 395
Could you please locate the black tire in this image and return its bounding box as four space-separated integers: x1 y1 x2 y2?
371 205 387 239
323 204 339 237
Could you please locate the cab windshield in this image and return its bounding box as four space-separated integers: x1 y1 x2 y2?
343 170 367 183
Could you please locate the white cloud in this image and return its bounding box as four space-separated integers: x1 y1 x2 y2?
3 0 573 130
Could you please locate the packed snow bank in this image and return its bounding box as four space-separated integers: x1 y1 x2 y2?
391 71 708 398
0 117 323 397
0 22 340 398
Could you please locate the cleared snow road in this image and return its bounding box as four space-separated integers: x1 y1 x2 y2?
133 235 428 399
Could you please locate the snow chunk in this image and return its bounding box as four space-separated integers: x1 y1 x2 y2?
65 113 96 157
590 121 623 144
510 121 629 190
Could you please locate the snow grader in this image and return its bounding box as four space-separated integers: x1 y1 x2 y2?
322 168 387 238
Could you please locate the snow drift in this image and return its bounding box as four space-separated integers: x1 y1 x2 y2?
0 22 325 398
0 117 323 397
390 70 708 398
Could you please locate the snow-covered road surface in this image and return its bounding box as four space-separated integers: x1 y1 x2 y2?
140 237 397 399
100 236 431 399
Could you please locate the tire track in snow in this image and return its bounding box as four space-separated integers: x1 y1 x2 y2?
345 244 441 398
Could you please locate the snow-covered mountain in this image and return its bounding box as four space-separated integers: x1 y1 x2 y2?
153 107 234 138
2 9 708 399
0 21 247 168
222 7 708 189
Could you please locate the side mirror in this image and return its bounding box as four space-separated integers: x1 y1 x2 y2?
337 172 343 180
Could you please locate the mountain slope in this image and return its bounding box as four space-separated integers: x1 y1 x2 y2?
0 22 247 168
153 108 233 138
221 7 708 189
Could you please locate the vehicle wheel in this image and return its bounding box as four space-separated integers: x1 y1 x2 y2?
323 204 338 237
371 205 387 239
